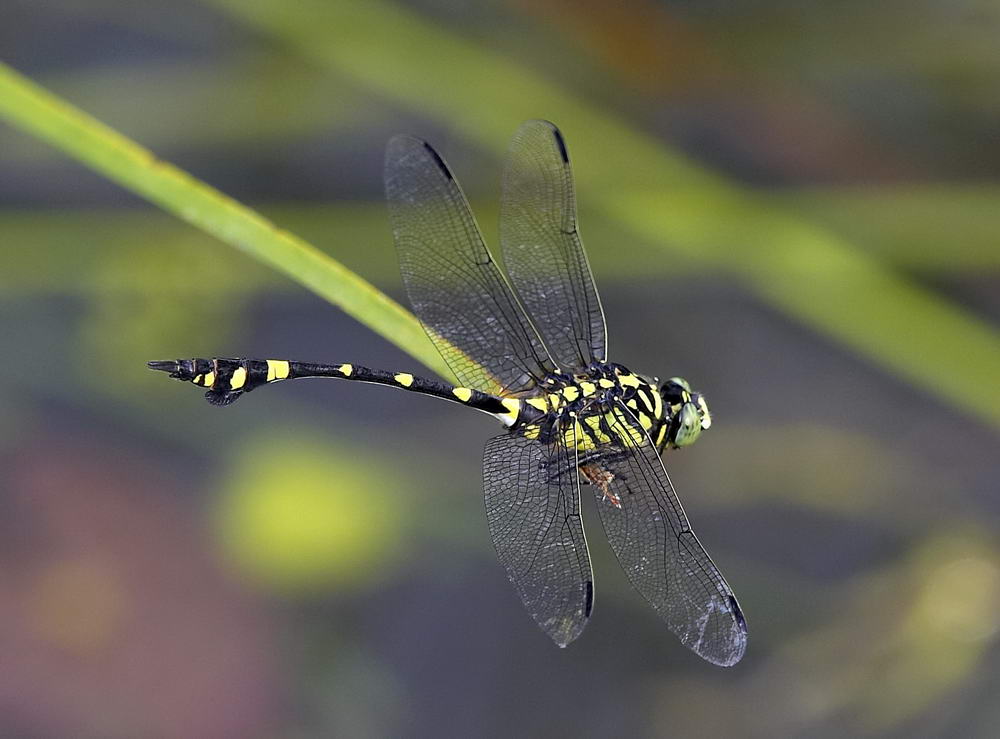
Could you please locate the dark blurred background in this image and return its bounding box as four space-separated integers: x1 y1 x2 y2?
2 1 999 737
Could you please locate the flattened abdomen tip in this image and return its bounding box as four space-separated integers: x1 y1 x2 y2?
147 360 180 373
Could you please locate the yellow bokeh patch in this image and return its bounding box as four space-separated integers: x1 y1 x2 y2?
215 433 407 593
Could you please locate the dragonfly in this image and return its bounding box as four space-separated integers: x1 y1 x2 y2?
149 120 747 666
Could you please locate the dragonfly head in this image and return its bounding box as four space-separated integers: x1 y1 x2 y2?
660 377 712 448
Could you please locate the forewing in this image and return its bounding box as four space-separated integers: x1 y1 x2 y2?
500 120 607 371
386 135 553 394
483 430 594 647
588 403 747 666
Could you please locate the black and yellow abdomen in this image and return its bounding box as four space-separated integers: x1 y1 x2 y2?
147 357 530 424
148 357 296 405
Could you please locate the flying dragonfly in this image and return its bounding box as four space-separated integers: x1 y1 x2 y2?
149 120 747 666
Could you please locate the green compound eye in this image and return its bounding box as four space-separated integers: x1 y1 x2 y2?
673 403 703 447
660 377 692 406
667 377 691 393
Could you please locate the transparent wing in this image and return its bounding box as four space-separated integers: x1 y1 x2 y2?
483 429 594 647
386 135 554 394
586 403 747 666
500 120 607 371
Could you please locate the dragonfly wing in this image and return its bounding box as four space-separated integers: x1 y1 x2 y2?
586 403 747 666
500 120 607 371
483 429 594 647
386 135 553 394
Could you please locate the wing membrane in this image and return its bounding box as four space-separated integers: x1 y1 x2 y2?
483 429 594 646
386 135 553 394
500 120 607 371
587 403 747 666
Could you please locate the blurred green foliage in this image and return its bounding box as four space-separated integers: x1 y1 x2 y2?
0 61 449 378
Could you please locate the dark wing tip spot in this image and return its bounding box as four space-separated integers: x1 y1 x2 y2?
552 128 569 163
422 141 453 180
584 581 594 617
729 595 747 634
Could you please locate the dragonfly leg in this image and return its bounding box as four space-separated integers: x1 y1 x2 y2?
579 463 621 508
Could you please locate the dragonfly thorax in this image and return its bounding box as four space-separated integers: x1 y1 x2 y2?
507 364 712 453
509 363 664 447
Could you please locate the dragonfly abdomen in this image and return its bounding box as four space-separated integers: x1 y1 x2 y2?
147 357 531 422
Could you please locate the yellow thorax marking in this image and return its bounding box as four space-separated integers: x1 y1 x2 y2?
611 406 645 444
452 387 473 402
598 378 615 388
578 381 597 397
626 399 638 410
394 372 414 387
618 373 641 388
652 385 663 419
266 359 290 381
639 413 653 430
585 413 612 442
229 366 247 390
640 390 655 413
339 363 353 376
564 418 597 450
655 423 668 446
562 386 580 402
498 398 521 425
526 397 548 412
